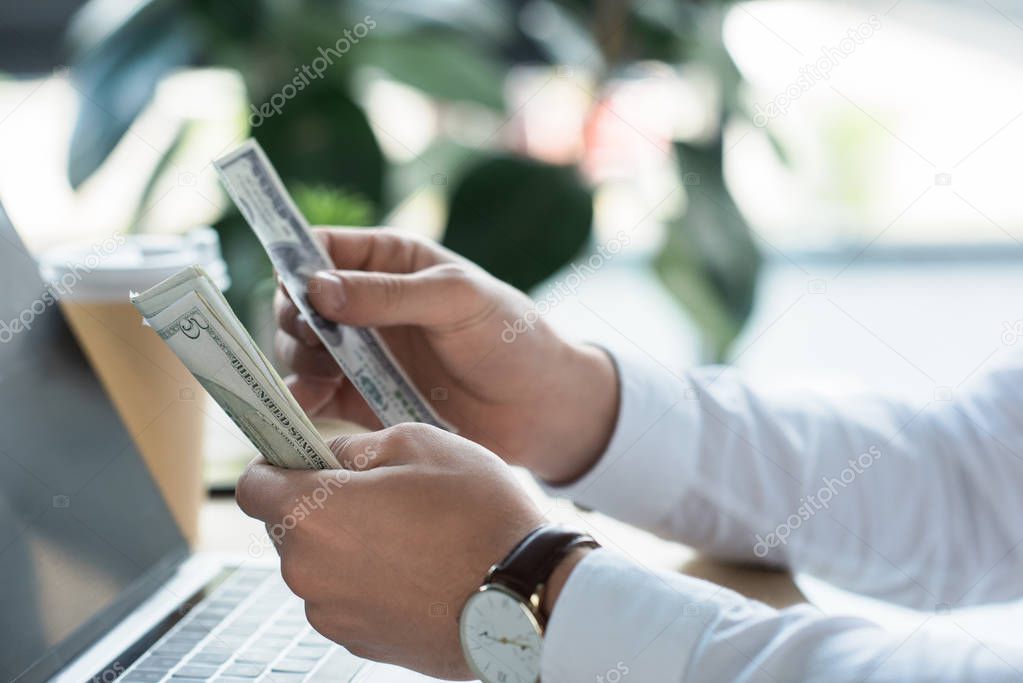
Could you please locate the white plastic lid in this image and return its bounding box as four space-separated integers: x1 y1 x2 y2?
38 227 231 302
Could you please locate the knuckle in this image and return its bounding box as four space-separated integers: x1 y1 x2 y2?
377 228 447 269
378 226 425 249
381 422 426 450
374 272 405 310
435 262 475 286
434 263 484 303
367 230 407 265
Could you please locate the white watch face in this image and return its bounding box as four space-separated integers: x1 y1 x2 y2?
460 585 543 683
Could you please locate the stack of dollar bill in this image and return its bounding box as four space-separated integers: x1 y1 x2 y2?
131 139 447 470
133 266 341 469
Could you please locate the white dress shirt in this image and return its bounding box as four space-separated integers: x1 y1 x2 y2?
539 348 1023 682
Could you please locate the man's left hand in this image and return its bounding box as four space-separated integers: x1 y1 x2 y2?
235 424 545 679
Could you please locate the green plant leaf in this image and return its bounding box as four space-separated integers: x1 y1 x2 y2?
254 80 384 213
66 0 197 187
442 155 593 292
355 32 506 110
292 184 375 227
656 139 761 361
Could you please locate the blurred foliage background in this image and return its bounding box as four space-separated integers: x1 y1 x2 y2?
65 0 770 360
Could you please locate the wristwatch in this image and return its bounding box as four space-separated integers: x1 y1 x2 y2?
459 525 599 683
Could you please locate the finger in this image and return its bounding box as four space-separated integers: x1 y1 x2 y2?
276 331 342 378
235 458 331 523
325 430 387 471
308 263 484 329
285 374 340 416
327 423 445 470
309 379 384 431
313 227 452 274
274 288 322 347
275 274 293 302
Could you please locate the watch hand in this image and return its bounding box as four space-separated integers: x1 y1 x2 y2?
503 636 533 650
478 632 533 650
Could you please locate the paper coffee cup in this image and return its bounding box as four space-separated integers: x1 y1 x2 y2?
39 228 229 546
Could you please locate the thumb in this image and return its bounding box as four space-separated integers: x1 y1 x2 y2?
326 430 390 471
307 264 481 328
327 423 442 470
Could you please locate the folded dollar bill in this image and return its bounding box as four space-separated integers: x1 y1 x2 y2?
132 265 340 470
213 139 451 431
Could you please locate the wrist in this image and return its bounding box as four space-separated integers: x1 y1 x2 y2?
541 546 593 621
535 343 619 484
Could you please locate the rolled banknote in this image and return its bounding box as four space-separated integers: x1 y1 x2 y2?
132 265 340 470
213 139 451 431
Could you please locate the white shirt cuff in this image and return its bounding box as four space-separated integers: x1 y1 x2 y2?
541 548 716 682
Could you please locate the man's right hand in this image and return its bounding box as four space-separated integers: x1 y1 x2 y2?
274 227 618 483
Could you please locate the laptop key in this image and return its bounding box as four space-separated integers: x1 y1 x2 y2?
178 625 213 636
264 624 298 635
212 635 248 649
192 618 222 629
221 663 264 678
190 652 231 665
271 659 314 674
287 645 328 660
137 655 181 671
229 619 263 630
252 637 290 649
234 651 274 664
198 607 232 617
170 634 204 646
153 642 194 656
221 626 256 636
172 664 220 679
205 599 237 608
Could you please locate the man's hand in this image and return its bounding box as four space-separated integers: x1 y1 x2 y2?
235 424 547 679
275 228 618 483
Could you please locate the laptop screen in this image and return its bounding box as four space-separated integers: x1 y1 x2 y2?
0 207 188 683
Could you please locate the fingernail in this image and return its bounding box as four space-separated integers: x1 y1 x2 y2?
309 271 345 314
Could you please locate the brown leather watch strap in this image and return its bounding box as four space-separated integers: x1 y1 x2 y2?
487 525 599 611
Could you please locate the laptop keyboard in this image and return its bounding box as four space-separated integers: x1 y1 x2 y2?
117 567 364 683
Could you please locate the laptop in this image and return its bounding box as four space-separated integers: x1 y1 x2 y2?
0 208 439 683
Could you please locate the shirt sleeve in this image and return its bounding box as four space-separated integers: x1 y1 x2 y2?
539 347 1023 609
541 549 1022 683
